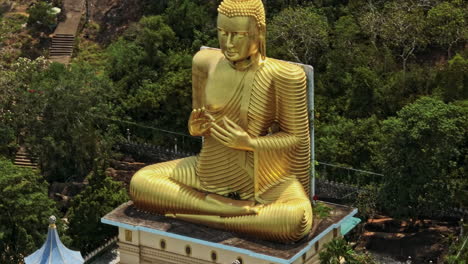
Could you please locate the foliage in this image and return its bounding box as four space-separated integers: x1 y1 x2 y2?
319 238 377 264
377 97 467 218
136 15 176 68
0 58 123 181
267 6 329 65
426 2 467 58
0 14 29 64
354 184 379 220
163 0 215 48
67 166 129 254
25 62 123 182
435 53 468 102
0 57 50 141
316 115 382 184
0 158 61 264
106 16 194 135
444 224 468 264
314 202 332 219
26 1 56 32
379 2 427 71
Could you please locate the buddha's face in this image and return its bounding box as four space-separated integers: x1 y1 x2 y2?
217 14 260 63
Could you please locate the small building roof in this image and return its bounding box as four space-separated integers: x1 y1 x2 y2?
25 216 84 264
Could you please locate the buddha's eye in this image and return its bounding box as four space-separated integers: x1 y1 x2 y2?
233 32 248 39
217 28 227 36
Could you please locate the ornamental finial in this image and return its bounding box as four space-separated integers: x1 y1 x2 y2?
49 215 57 228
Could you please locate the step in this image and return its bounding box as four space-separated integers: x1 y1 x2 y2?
52 41 74 46
50 50 73 54
15 158 34 163
52 41 74 44
15 156 37 161
53 35 74 38
50 48 73 52
49 53 72 58
54 35 74 38
50 49 73 53
50 45 73 49
52 41 75 45
15 154 33 158
53 38 74 42
50 52 72 56
52 39 74 44
14 161 38 167
51 47 73 51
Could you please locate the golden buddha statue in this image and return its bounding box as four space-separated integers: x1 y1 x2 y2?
130 0 312 242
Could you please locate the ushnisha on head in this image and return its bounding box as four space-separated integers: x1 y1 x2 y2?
217 0 266 63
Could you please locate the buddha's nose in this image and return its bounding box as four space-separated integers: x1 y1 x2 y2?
226 34 234 48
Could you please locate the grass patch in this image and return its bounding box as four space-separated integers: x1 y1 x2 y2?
314 201 332 219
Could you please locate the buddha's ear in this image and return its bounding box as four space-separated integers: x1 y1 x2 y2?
259 28 266 60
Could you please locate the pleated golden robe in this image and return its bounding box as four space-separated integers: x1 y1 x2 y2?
197 57 310 203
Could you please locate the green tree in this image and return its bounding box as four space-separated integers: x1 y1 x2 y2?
319 14 379 100
67 166 129 254
163 0 214 47
380 2 427 72
105 38 147 94
427 1 467 58
125 50 192 132
268 7 329 65
377 97 467 218
25 62 122 182
136 15 177 68
435 53 468 102
345 66 380 118
0 158 59 264
316 115 382 184
27 1 56 32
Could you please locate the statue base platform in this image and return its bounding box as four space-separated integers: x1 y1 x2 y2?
102 201 360 264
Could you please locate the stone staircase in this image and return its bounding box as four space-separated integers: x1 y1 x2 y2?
14 147 38 169
49 33 75 61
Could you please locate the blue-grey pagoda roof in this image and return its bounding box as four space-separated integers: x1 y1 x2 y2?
25 216 84 264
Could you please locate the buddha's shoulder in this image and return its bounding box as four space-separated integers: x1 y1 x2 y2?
262 58 306 80
193 49 224 72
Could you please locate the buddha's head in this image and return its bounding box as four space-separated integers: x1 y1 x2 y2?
217 0 266 64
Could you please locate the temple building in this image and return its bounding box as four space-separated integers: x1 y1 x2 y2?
25 216 84 264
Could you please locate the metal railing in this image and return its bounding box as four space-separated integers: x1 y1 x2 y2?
84 236 118 263
317 161 384 186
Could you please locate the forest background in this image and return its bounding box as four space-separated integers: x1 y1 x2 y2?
0 0 466 263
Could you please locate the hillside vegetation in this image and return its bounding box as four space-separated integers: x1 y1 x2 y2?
0 0 466 262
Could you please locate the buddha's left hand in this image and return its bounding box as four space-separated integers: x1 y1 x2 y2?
210 117 256 151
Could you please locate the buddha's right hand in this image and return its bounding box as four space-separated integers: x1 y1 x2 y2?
205 194 262 216
188 107 215 136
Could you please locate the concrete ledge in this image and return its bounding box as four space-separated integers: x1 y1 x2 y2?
102 201 358 264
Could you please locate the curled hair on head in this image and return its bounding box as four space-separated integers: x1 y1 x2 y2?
218 0 265 29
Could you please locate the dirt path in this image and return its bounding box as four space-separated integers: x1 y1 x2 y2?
53 0 85 36
49 0 85 64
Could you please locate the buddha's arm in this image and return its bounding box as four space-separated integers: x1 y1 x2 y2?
191 50 210 109
189 50 213 136
252 63 308 151
252 61 311 199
